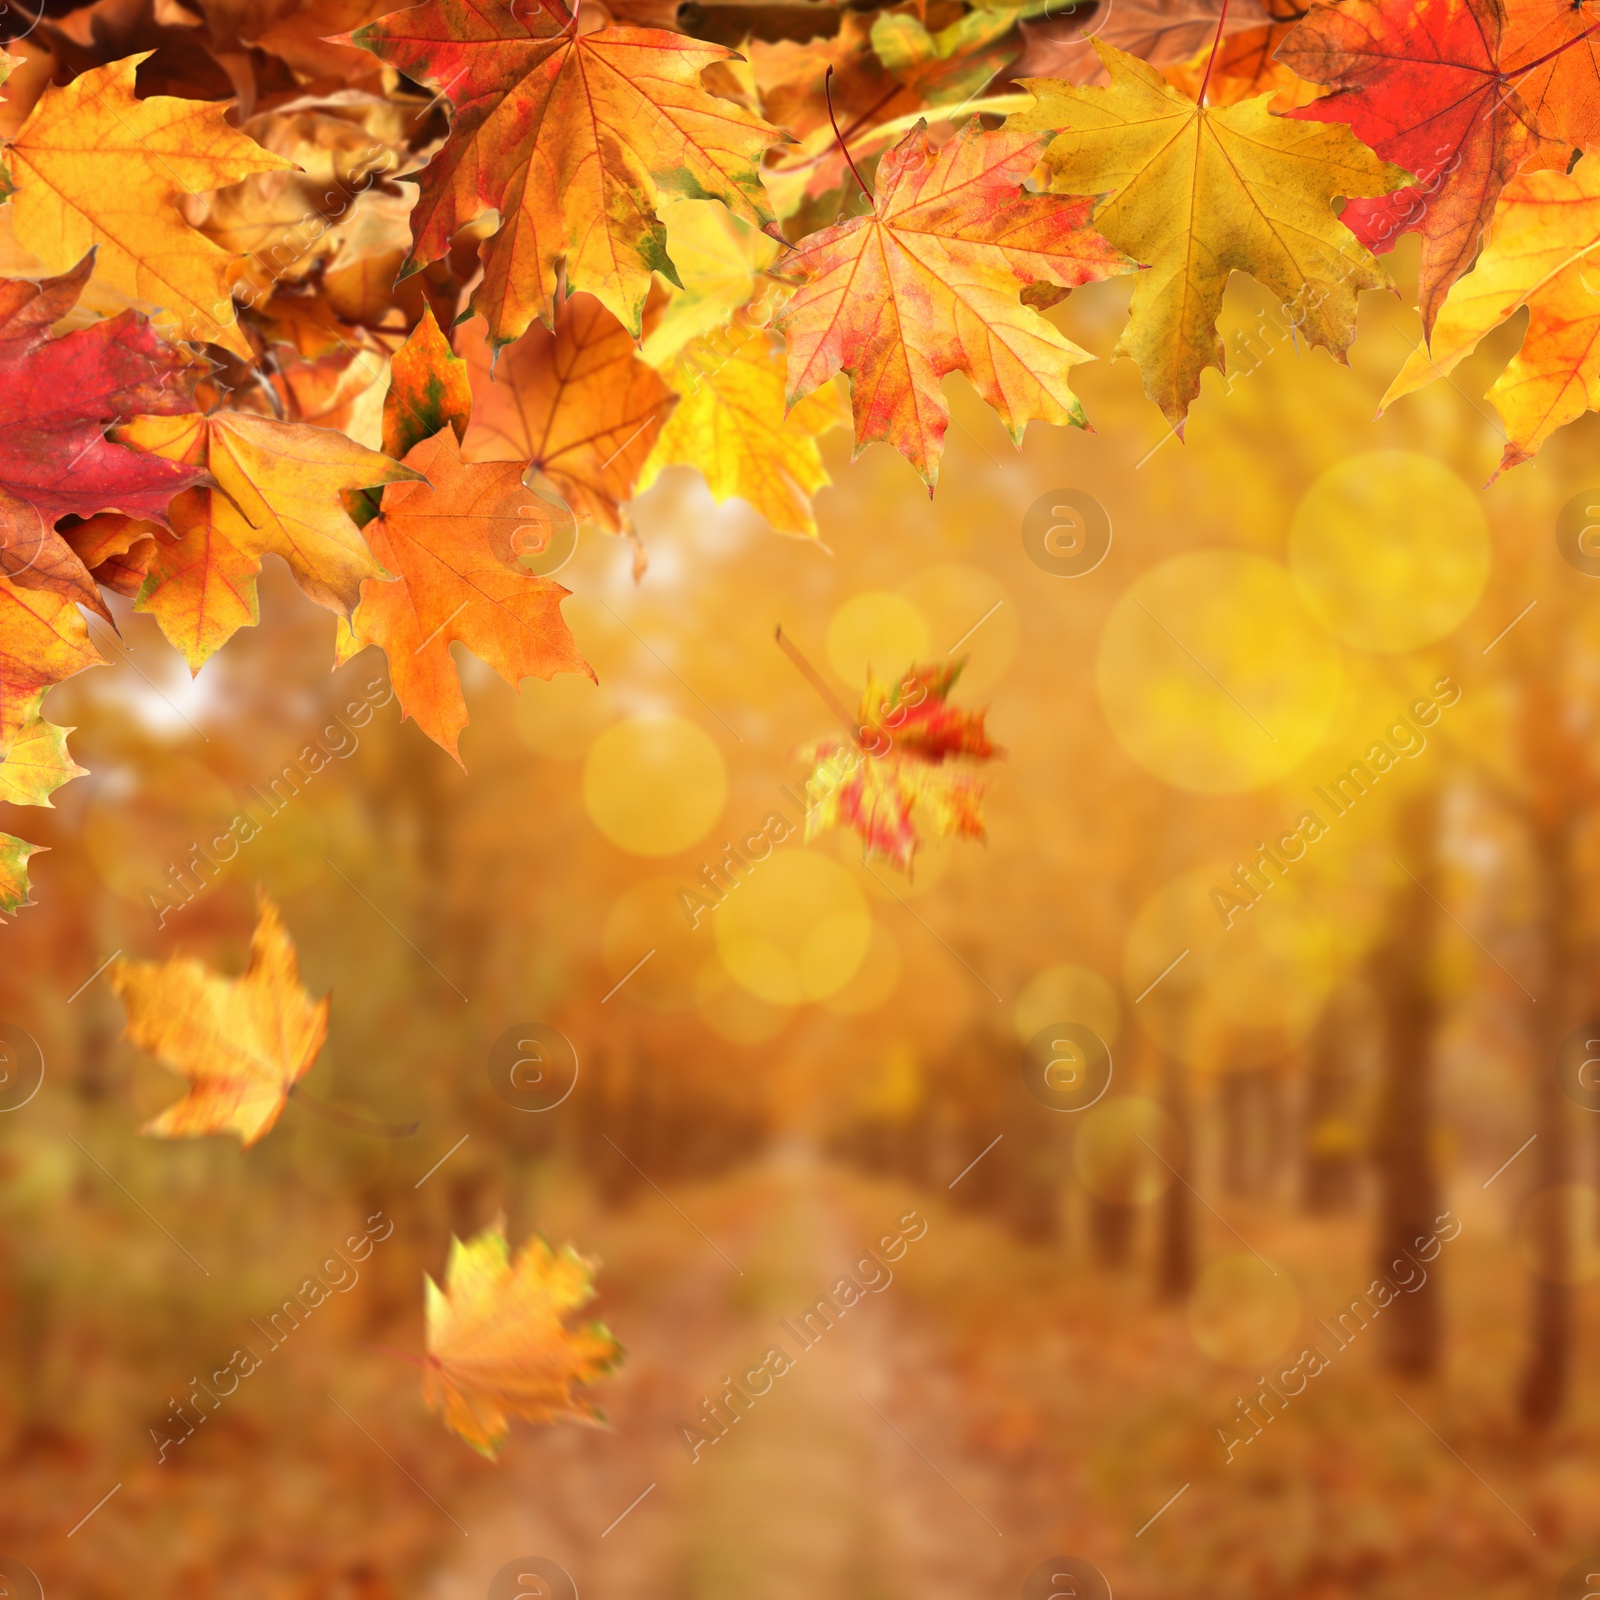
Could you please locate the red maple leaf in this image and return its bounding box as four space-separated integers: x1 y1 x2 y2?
0 250 203 617
1278 0 1559 335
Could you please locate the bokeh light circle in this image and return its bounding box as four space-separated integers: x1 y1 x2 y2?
1187 1254 1302 1367
583 715 726 855
820 920 901 1015
715 850 871 1004
1073 1095 1180 1204
1022 1023 1112 1113
1013 963 1120 1049
827 591 929 685
1097 551 1341 792
1289 450 1489 651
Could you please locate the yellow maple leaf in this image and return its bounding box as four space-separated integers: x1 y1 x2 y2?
638 322 849 540
115 411 419 670
1380 159 1600 475
0 713 86 808
107 896 330 1147
2 55 293 359
1010 41 1409 431
423 1216 622 1459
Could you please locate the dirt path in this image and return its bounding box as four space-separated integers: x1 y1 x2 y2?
425 1149 1016 1600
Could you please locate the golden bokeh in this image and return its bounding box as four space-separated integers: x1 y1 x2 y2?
899 564 1018 694
1096 551 1342 792
714 848 871 1004
695 957 793 1043
1013 963 1121 1049
826 591 930 685
820 920 902 1015
1073 1095 1180 1205
1289 450 1490 652
602 875 704 1012
1187 1254 1302 1368
583 715 727 856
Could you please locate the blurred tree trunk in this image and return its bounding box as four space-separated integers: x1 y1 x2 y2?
1156 1044 1195 1299
1303 985 1365 1213
1088 1197 1136 1266
1219 1070 1251 1196
1517 672 1584 1427
1370 785 1443 1378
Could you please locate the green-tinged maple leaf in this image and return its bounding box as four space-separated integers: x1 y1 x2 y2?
1009 40 1409 430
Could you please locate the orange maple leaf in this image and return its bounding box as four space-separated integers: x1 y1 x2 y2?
458 295 675 534
107 895 330 1147
422 1215 622 1459
774 120 1134 487
341 1 787 347
796 658 999 872
348 428 594 761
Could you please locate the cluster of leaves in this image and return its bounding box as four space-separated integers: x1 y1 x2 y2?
3 0 1600 918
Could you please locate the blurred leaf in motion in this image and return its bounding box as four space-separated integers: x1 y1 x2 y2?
108 895 330 1147
423 1216 623 1458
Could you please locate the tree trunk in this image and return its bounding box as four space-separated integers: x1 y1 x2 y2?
1370 786 1443 1378
1519 826 1574 1427
1087 1196 1137 1267
1156 1046 1195 1299
1304 986 1365 1213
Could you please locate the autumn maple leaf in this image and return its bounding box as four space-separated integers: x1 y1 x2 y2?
341 0 786 348
113 412 419 671
1380 157 1600 475
0 705 88 919
1010 40 1408 431
0 252 204 619
797 659 998 872
775 119 1135 488
1 54 292 357
1278 0 1562 336
458 295 675 534
346 428 594 761
107 896 330 1147
422 1216 622 1458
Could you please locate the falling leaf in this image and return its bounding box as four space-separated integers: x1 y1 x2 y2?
342 1 787 346
1278 0 1558 335
0 252 204 617
423 1215 622 1459
775 119 1134 487
796 658 998 872
348 428 594 761
107 895 331 1147
638 321 849 539
115 411 419 669
1 55 293 357
459 295 676 532
1380 158 1600 475
1010 40 1408 431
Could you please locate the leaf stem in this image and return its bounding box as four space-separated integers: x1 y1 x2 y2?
285 1082 419 1139
1502 18 1600 82
825 66 873 204
1197 0 1230 107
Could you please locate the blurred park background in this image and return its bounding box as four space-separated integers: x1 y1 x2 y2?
5 236 1600 1600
